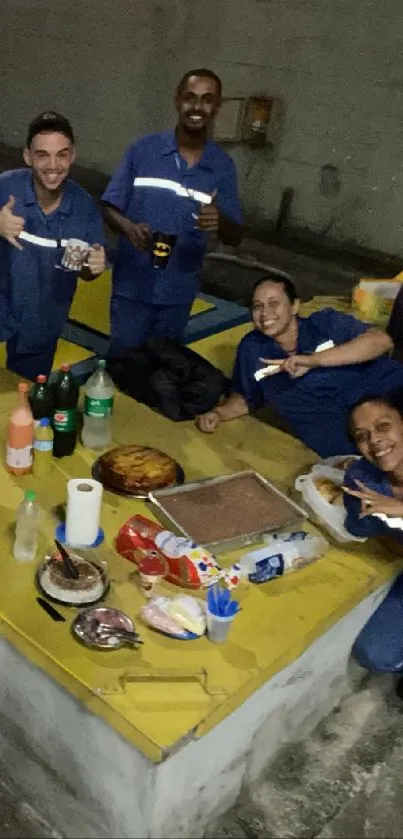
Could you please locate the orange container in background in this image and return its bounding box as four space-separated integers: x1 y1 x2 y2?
6 383 34 475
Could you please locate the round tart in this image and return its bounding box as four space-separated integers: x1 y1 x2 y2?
96 445 179 494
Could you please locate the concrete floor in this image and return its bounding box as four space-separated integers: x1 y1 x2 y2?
205 666 403 839
0 773 60 838
1 668 403 839
0 145 402 839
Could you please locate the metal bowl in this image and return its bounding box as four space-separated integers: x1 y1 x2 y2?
71 606 138 650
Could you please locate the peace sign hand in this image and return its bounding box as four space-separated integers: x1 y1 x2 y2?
342 478 403 519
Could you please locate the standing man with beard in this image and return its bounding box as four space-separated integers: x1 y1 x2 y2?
0 111 106 379
102 68 243 355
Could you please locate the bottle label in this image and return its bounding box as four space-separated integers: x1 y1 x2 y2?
7 444 33 468
34 439 53 452
84 396 114 418
53 409 76 432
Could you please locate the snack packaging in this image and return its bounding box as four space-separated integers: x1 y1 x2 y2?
115 515 162 564
116 514 244 590
140 600 188 638
248 553 284 584
240 530 329 582
154 530 221 588
140 594 206 639
352 275 403 329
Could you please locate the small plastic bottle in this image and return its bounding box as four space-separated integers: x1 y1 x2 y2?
13 489 40 562
33 418 54 478
82 359 115 449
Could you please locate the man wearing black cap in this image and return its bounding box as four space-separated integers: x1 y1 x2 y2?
0 111 106 379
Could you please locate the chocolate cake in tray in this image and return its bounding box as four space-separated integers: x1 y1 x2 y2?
150 470 307 551
94 444 182 496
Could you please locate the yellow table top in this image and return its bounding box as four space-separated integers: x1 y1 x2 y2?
0 369 398 763
0 339 93 372
68 269 214 335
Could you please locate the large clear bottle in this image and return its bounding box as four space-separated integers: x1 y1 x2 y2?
13 489 40 562
82 359 115 450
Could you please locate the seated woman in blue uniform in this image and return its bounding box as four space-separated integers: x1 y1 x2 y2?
343 394 403 689
197 275 403 457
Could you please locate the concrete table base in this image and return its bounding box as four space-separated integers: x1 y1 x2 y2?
0 584 388 839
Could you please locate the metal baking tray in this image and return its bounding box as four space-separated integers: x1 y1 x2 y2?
148 470 307 553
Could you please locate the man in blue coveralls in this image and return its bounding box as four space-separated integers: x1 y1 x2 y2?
0 111 106 379
197 276 403 457
101 68 243 355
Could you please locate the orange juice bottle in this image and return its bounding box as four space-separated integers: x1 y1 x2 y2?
6 383 34 475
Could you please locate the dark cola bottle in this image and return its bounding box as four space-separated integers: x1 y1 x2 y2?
29 374 54 426
52 364 79 458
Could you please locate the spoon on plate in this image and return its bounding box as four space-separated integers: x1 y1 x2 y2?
89 617 143 647
54 539 79 580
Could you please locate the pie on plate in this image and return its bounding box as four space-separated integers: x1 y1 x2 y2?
96 445 180 494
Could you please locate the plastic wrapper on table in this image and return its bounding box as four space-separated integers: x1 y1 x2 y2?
140 594 207 639
295 466 366 544
240 531 329 583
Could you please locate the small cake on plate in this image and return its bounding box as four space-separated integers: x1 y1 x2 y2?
38 551 107 606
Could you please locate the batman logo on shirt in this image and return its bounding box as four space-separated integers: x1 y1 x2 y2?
153 241 172 258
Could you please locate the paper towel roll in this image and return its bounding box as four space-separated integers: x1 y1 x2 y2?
65 479 103 547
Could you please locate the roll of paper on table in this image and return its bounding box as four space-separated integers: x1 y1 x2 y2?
65 479 103 547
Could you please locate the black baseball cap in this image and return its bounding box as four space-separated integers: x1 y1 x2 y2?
26 111 75 146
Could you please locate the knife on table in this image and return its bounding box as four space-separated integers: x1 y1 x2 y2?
36 597 66 622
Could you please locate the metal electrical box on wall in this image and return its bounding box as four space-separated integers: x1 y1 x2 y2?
213 96 282 147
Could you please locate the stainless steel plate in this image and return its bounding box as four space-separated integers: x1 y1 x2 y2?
91 458 185 500
149 470 307 553
71 607 136 650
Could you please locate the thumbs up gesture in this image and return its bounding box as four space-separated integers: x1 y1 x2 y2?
0 195 25 250
195 188 219 232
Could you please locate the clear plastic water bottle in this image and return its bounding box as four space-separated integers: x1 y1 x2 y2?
13 489 40 562
82 359 115 450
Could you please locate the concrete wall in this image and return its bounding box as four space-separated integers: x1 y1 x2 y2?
1 0 403 256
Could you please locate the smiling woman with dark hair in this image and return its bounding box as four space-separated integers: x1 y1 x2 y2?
197 278 403 456
344 393 403 687
343 392 403 543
